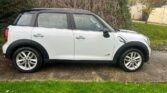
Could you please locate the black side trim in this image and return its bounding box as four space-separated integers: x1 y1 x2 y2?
67 14 74 29
6 39 49 62
113 41 150 63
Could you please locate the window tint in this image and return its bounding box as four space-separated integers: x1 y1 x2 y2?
38 13 68 29
16 13 33 26
73 14 104 31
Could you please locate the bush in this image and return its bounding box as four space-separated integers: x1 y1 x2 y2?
0 0 30 24
0 0 131 29
28 0 131 29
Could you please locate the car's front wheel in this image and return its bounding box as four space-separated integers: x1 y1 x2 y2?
12 47 43 73
119 49 144 72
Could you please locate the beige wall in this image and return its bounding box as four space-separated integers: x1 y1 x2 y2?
148 8 167 24
130 3 145 20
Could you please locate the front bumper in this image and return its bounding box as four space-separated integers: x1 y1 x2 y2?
145 44 151 62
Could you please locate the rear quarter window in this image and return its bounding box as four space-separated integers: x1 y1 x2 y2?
16 13 33 26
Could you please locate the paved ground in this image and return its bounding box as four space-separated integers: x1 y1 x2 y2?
0 51 167 82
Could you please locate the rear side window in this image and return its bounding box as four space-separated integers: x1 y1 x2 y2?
16 13 33 26
38 13 68 29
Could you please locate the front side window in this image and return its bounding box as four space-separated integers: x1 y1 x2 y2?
16 13 33 26
38 13 68 29
73 14 105 31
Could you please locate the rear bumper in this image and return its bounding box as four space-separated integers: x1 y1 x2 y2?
2 43 10 59
2 44 6 54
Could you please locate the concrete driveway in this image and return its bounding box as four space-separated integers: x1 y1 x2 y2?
0 51 167 82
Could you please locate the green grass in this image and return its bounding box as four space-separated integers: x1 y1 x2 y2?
0 81 167 93
132 22 167 49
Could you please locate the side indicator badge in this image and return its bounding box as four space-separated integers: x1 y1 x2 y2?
105 53 111 56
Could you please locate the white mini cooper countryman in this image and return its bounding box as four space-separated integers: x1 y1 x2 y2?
2 8 151 72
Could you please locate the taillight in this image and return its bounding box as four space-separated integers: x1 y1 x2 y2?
4 27 9 42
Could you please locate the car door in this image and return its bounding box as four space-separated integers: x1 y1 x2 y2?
73 14 115 60
32 13 74 60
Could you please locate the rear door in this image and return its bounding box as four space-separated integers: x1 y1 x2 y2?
32 13 74 60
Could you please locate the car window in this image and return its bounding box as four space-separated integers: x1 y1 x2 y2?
38 13 68 29
73 14 105 31
16 13 33 26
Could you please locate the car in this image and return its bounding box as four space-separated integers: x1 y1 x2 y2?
2 8 151 73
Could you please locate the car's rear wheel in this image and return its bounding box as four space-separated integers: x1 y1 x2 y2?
119 48 144 72
12 47 43 73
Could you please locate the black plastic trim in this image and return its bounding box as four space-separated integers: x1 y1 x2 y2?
113 41 150 63
5 39 49 62
67 14 73 29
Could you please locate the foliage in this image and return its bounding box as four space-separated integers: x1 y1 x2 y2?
129 0 167 23
28 0 131 29
139 0 167 7
129 0 167 7
0 0 132 29
0 23 5 49
139 0 167 23
0 0 30 24
0 81 167 93
132 22 167 49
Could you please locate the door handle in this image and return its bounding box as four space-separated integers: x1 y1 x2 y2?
76 36 86 40
33 34 44 37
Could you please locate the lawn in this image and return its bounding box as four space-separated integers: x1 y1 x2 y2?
0 81 167 93
132 22 167 50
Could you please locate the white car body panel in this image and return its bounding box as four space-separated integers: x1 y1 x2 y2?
115 29 151 57
73 30 115 60
2 27 151 61
2 26 151 61
2 25 33 54
31 27 74 60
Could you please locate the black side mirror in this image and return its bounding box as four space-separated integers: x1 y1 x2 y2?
103 28 110 38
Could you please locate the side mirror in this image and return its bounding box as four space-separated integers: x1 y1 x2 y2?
103 28 110 38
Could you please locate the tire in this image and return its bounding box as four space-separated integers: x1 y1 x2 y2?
119 48 144 72
12 47 43 73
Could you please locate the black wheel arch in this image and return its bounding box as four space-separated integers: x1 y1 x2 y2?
113 41 150 63
6 39 49 62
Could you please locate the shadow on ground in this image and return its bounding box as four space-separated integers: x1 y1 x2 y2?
0 51 167 82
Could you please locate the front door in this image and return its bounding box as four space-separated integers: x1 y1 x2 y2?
73 14 115 60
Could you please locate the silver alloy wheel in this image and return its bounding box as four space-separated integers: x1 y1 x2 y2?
124 51 142 71
16 50 38 71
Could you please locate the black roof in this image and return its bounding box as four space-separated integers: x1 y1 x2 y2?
26 8 94 14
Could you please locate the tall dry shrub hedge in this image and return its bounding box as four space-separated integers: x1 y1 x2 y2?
28 0 131 29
